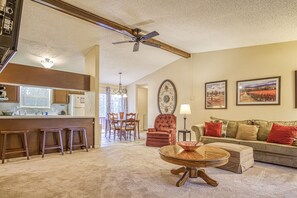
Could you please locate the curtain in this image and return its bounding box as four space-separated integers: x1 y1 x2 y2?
123 96 128 115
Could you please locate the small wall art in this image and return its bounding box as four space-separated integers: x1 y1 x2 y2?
158 79 177 114
205 80 227 109
236 76 281 105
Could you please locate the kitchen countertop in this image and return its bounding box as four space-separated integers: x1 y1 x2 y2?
0 115 95 119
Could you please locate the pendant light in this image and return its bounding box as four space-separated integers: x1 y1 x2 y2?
114 72 127 98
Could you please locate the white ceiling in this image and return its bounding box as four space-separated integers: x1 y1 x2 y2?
11 0 297 85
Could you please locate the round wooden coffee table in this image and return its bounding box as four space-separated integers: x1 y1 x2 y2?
159 145 230 187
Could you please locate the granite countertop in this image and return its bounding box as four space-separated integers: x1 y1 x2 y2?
0 115 95 119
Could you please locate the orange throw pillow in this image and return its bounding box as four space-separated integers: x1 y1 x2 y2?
205 122 222 137
267 123 297 145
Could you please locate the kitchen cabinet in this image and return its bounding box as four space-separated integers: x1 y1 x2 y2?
68 90 84 95
53 90 68 104
53 90 84 104
0 85 19 103
0 116 95 158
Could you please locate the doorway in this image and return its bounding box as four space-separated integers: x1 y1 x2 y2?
136 85 148 131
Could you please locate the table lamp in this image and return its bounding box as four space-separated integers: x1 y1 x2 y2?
180 104 191 130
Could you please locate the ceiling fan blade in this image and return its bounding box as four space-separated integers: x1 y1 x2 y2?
141 31 159 41
120 30 135 38
133 42 140 52
142 41 161 48
112 41 133 44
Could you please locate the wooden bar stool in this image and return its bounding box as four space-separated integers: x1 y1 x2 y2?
40 128 64 158
1 130 30 164
67 127 88 154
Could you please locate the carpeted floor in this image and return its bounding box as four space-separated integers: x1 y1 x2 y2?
0 138 296 198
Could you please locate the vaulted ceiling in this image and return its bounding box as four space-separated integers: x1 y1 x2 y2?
11 0 297 85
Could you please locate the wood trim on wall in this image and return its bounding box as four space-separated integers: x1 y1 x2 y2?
0 63 90 91
32 0 191 58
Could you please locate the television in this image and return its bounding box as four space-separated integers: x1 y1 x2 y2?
0 0 23 73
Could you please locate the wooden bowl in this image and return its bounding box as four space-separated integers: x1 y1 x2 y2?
177 141 204 151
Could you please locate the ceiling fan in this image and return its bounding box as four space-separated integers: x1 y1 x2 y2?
112 28 161 52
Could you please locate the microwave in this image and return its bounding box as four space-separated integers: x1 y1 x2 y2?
0 0 23 73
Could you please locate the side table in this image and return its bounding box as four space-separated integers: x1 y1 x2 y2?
178 129 191 141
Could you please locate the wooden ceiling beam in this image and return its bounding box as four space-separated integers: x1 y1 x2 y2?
31 0 191 58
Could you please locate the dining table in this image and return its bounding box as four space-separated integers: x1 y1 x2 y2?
105 118 140 140
117 119 140 140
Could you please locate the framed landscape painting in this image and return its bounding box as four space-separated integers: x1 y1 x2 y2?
236 76 281 105
205 80 227 109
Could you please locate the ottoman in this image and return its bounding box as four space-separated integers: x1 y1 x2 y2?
208 142 254 174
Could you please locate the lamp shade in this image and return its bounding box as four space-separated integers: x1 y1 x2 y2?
180 104 191 115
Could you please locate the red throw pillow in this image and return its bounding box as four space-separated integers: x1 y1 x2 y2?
204 122 222 137
267 123 297 145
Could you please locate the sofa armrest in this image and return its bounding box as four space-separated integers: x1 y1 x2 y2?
191 124 205 142
148 128 156 132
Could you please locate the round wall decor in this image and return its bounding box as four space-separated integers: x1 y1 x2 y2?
158 79 177 114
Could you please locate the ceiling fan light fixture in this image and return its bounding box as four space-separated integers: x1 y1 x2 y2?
113 28 160 52
41 58 54 69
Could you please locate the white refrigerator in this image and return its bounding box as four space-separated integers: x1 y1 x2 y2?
68 94 85 116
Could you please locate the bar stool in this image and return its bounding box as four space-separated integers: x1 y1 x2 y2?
1 130 30 164
67 127 88 154
40 128 64 158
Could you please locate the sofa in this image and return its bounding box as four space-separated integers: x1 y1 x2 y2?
146 114 176 147
191 116 297 168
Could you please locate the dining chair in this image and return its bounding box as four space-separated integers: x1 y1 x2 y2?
125 113 137 139
107 113 121 139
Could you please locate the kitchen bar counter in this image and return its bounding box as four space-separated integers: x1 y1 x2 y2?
0 116 95 159
0 115 95 119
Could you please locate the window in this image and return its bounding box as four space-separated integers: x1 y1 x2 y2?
110 95 123 113
20 86 51 108
99 93 124 117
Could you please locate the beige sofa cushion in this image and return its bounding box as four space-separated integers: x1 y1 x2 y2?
211 116 253 138
236 124 259 141
239 140 297 157
252 120 272 141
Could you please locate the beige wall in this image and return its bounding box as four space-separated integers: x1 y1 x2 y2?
128 41 297 133
127 83 137 112
137 87 148 130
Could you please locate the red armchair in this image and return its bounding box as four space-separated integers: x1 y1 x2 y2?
146 114 176 147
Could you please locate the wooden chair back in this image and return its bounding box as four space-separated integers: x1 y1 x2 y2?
108 113 119 129
126 113 136 120
125 113 136 130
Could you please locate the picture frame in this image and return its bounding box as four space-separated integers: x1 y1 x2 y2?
205 80 227 109
236 76 281 105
